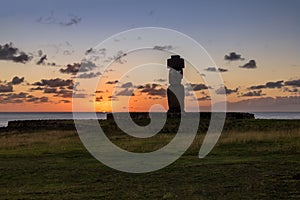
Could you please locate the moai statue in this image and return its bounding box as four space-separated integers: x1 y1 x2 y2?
167 55 185 113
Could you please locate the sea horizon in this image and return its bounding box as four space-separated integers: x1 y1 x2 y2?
1 111 300 128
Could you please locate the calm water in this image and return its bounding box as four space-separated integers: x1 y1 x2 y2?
0 112 106 127
253 112 300 120
0 112 299 127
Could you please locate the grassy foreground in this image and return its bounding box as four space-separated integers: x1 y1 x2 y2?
0 120 300 199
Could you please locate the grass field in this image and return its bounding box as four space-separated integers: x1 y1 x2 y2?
0 119 300 199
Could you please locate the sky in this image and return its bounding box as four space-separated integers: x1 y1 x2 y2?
0 0 300 112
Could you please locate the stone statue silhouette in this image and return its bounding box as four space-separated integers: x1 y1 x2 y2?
167 55 185 113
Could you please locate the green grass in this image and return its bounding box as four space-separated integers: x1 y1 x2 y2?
0 120 300 199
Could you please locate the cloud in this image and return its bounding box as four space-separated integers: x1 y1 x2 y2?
106 80 119 85
138 83 166 97
51 88 86 99
26 96 49 103
85 48 93 55
44 88 57 94
285 79 300 87
153 45 174 51
58 99 71 104
248 84 265 90
283 87 299 93
241 90 265 97
224 96 300 112
104 51 127 64
265 80 284 88
224 52 244 61
95 90 106 93
0 43 31 63
0 92 26 103
36 11 56 24
33 78 73 88
95 96 103 102
37 50 43 57
0 84 13 93
215 86 238 95
115 88 135 96
108 95 118 101
59 63 81 75
76 72 101 79
190 83 209 91
84 48 106 62
248 80 284 90
36 55 47 65
59 15 82 27
0 92 49 104
239 60 257 69
29 86 44 91
154 78 167 83
59 61 97 75
11 76 24 85
197 96 211 101
37 11 82 27
204 67 228 72
120 82 133 88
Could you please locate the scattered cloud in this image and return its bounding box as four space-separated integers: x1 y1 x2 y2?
29 86 44 91
154 78 167 83
283 87 299 93
215 86 238 95
95 90 106 93
0 92 49 104
248 84 265 90
58 99 71 104
106 80 119 85
138 83 166 97
36 11 56 24
0 84 13 93
116 88 135 96
239 60 257 69
197 96 211 101
248 80 284 90
76 72 101 79
0 43 31 63
95 96 103 102
44 88 57 94
120 82 133 88
153 45 174 51
36 55 47 65
59 15 82 27
285 79 300 87
190 83 209 91
241 90 265 97
265 80 284 88
224 96 300 112
224 52 244 61
59 63 81 75
37 11 82 27
37 50 43 57
11 76 24 85
108 95 118 101
33 78 73 88
84 48 106 62
85 48 93 55
204 67 228 72
104 51 127 64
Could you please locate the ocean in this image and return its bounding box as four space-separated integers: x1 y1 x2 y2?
0 112 299 128
0 112 106 127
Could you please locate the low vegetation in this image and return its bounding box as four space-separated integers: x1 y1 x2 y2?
0 119 299 199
